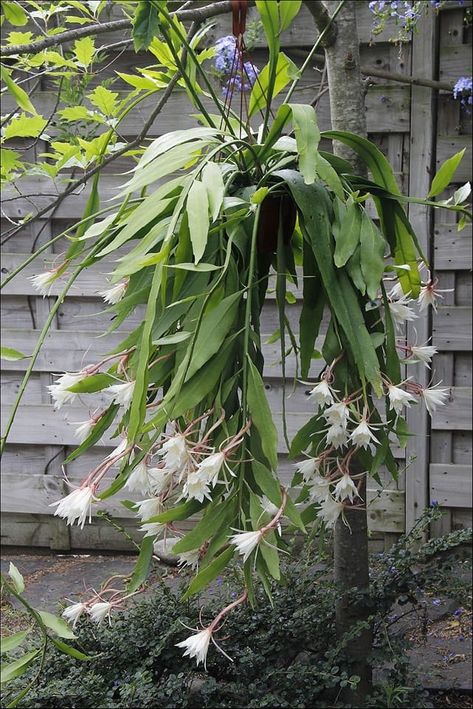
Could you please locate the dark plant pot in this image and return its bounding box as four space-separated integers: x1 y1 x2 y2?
256 192 297 253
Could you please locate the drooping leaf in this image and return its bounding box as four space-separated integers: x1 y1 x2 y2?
0 630 29 655
299 239 325 378
289 104 320 184
0 346 29 361
8 563 24 593
172 498 234 554
127 537 154 592
64 405 119 464
1 650 40 685
50 638 93 661
187 180 209 264
333 199 361 268
359 213 386 300
1 66 36 115
202 161 225 222
246 356 279 471
133 0 159 51
428 149 466 198
181 547 235 600
67 373 116 394
260 532 280 580
36 610 76 639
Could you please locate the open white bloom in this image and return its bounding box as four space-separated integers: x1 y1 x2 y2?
140 521 164 538
48 372 87 409
318 496 344 528
108 380 135 408
71 419 94 443
418 282 452 312
177 549 200 570
294 457 320 484
389 296 418 331
197 452 225 487
160 434 190 473
134 497 162 522
308 476 331 503
421 384 450 415
182 471 212 503
326 424 349 449
99 280 128 305
333 473 359 503
387 384 416 415
29 270 59 297
350 418 380 450
176 627 212 669
230 530 262 562
106 437 129 461
324 402 350 427
388 281 406 301
89 601 112 626
62 602 87 629
409 344 438 367
125 459 151 495
50 486 97 529
148 466 173 495
308 379 336 410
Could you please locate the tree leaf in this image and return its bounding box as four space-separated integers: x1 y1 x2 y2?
145 499 203 524
428 149 466 198
73 36 96 68
0 346 29 361
2 1 27 26
0 66 36 115
1 650 40 685
36 610 76 639
359 213 386 300
166 262 220 272
453 182 471 205
127 537 154 593
3 114 47 140
246 357 279 471
133 0 159 51
252 460 282 506
181 547 234 600
8 563 24 593
289 104 320 184
187 180 209 264
50 639 93 661
1 631 29 655
278 0 302 31
88 86 119 116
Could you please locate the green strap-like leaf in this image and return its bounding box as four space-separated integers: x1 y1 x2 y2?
246 356 279 471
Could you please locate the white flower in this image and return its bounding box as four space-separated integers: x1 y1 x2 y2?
421 384 450 415
106 438 129 461
387 384 416 415
197 452 225 487
99 280 128 305
408 344 438 367
108 380 135 408
418 281 452 312
140 521 164 538
230 530 262 562
294 457 319 484
125 459 151 495
71 419 94 443
350 418 380 450
260 496 279 517
62 602 87 629
29 270 59 297
160 434 190 473
148 467 173 495
308 476 331 503
176 627 212 669
326 424 349 449
48 371 87 409
182 471 212 503
324 402 350 427
89 601 112 625
50 486 97 529
308 380 336 410
333 473 358 503
389 281 407 300
389 296 418 331
318 496 344 528
134 497 163 522
177 549 200 570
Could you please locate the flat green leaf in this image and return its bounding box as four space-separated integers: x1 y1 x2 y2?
202 162 225 222
2 1 27 25
289 104 320 184
145 499 202 523
249 52 299 117
246 357 279 471
181 547 234 600
153 331 191 346
138 127 219 169
260 532 280 580
187 180 209 264
3 113 47 140
172 499 232 554
396 416 409 448
166 262 220 272
1 66 36 115
133 0 159 51
64 404 119 464
255 0 280 57
252 460 282 506
428 149 466 198
289 414 325 458
127 537 154 592
315 153 344 199
333 200 362 268
73 36 95 67
453 182 471 205
36 610 76 639
359 213 386 300
1 631 29 655
1 650 40 685
67 373 116 393
0 346 29 361
51 638 93 661
8 563 24 593
278 0 302 30
88 86 119 116
299 239 324 378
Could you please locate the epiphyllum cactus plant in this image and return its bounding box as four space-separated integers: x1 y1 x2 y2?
2 0 471 669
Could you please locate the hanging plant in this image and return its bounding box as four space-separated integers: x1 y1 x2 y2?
1 0 471 671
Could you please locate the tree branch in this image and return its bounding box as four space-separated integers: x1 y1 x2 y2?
302 0 338 47
0 0 243 58
361 66 453 92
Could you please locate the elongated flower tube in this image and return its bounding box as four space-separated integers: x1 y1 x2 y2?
50 485 98 529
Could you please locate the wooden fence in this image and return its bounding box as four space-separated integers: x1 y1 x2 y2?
1 2 471 550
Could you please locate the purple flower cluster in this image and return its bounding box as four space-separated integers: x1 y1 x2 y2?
214 35 259 98
369 0 465 38
453 76 472 109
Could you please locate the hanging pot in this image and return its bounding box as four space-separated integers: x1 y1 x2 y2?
256 192 297 254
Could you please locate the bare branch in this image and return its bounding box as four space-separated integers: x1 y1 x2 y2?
0 1 242 58
361 66 453 92
302 0 338 48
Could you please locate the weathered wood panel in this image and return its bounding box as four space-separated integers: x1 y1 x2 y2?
430 464 472 508
434 224 472 270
